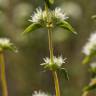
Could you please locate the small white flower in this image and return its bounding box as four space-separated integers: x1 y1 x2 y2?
90 62 96 69
32 91 49 96
29 7 68 24
41 56 66 67
0 38 17 52
82 42 95 55
89 33 96 42
0 38 10 46
53 7 68 21
29 8 44 23
82 32 96 56
0 38 12 49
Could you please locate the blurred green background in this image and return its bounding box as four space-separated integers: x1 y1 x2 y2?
0 0 96 96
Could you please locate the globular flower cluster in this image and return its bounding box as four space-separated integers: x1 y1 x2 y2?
32 91 49 96
0 38 17 52
29 7 68 26
41 56 66 70
82 32 96 56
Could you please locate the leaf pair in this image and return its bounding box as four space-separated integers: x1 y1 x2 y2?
23 21 76 35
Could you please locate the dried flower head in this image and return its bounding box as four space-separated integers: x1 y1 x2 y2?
0 38 17 52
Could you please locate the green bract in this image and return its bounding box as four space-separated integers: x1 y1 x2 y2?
23 23 42 35
41 56 66 69
41 56 69 80
59 68 69 80
0 38 17 52
56 21 77 34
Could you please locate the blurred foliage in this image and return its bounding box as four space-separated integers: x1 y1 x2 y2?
0 0 96 96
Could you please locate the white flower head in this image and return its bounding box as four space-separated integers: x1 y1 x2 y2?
29 7 68 24
0 38 17 52
41 56 66 68
89 33 96 42
0 38 10 46
53 7 68 21
29 7 44 23
82 32 96 56
90 62 96 69
32 91 49 96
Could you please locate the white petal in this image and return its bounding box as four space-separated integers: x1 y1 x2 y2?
33 91 48 96
82 32 96 55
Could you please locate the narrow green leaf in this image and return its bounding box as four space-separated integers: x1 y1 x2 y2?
92 15 96 20
57 21 77 34
7 45 18 53
23 23 42 35
60 68 69 80
49 0 54 4
84 78 96 91
84 83 96 91
83 51 96 64
82 56 91 64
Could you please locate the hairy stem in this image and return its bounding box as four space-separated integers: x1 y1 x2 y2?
0 52 8 96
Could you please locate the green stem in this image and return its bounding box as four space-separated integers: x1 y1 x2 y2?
48 28 54 63
48 28 60 96
0 52 8 96
47 17 60 96
53 71 61 96
44 2 61 96
82 91 88 96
